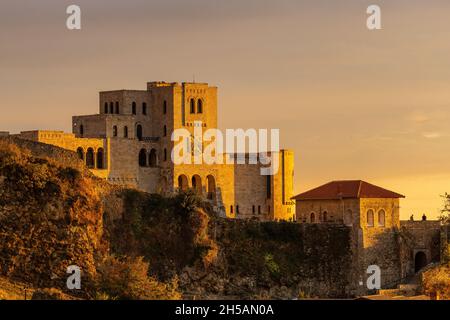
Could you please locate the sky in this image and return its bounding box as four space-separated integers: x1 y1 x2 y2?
1 0 450 219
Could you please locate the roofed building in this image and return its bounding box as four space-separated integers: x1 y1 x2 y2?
292 180 404 227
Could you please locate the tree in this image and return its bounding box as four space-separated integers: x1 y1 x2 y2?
440 193 450 225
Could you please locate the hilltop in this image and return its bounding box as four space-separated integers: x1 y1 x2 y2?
5 137 448 300
0 137 359 299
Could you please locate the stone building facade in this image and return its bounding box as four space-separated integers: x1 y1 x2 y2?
15 81 295 221
292 180 446 294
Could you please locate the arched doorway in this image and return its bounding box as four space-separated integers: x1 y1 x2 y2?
178 175 189 191
138 149 147 167
96 148 104 169
206 175 216 200
192 175 202 194
76 147 84 160
415 251 427 272
136 124 143 141
86 148 95 168
149 149 157 167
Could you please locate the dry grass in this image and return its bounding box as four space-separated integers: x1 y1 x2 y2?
0 276 34 300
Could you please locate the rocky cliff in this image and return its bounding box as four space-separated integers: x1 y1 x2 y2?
0 138 355 300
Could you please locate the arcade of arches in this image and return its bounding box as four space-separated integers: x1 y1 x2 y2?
177 174 216 200
138 148 158 167
77 147 106 169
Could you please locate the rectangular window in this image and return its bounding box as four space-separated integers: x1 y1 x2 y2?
230 205 233 214
266 175 271 199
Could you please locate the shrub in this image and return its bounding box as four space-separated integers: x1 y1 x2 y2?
264 253 280 278
422 263 450 299
95 256 181 300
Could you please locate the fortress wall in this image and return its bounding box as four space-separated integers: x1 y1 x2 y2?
356 226 402 292
233 161 269 219
358 199 402 290
15 131 105 155
399 220 442 276
72 115 107 138
108 138 160 189
1 136 86 172
271 150 295 221
215 220 356 298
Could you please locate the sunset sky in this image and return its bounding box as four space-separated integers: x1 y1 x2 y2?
1 0 450 219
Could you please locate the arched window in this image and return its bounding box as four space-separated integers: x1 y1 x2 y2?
136 124 143 141
138 149 147 167
79 125 84 136
230 205 234 214
378 209 386 227
76 147 84 160
192 175 202 194
323 211 328 222
367 209 374 227
236 205 240 214
86 148 95 168
206 175 216 200
258 205 261 214
149 149 157 167
109 102 114 114
197 99 203 113
115 102 119 114
163 125 167 137
178 175 189 191
344 209 353 226
310 212 315 223
124 126 128 138
97 148 104 169
113 125 118 137
190 98 195 113
163 100 167 114
104 102 108 114
142 102 147 115
163 148 167 162
132 102 137 115
252 205 256 214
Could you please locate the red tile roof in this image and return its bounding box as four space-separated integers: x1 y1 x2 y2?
292 180 405 200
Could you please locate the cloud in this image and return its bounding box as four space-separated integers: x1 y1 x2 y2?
422 132 441 139
410 112 430 124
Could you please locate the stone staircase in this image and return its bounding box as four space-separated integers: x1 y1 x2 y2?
377 283 419 298
361 274 431 300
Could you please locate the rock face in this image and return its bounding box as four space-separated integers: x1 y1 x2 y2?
177 221 354 299
0 138 106 293
0 138 356 299
109 189 355 299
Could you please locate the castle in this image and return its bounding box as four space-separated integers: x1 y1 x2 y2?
9 81 449 295
15 81 296 221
